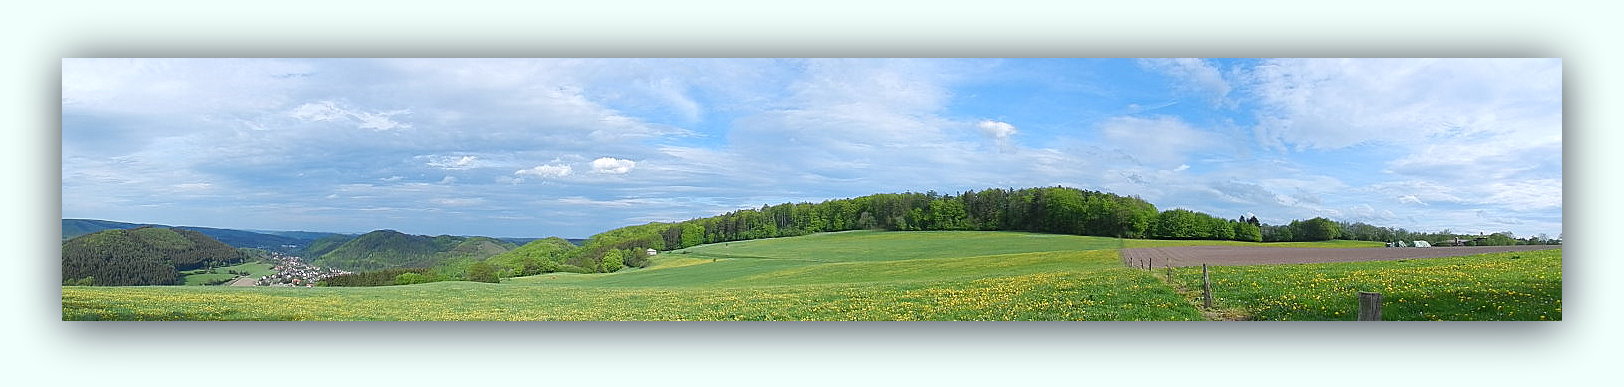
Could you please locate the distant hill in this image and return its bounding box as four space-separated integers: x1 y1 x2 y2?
251 230 350 241
497 237 584 246
312 230 518 271
62 227 246 286
62 219 348 253
302 234 357 258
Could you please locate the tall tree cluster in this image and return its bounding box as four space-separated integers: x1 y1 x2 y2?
563 186 1272 266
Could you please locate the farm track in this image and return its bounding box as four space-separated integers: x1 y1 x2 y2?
1119 245 1561 267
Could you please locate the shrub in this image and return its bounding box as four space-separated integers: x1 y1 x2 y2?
394 272 430 285
466 262 499 283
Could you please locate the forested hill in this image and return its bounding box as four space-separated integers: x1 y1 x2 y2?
556 186 1262 271
61 227 246 286
311 230 518 272
556 185 1533 273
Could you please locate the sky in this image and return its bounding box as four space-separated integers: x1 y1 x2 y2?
60 58 1563 239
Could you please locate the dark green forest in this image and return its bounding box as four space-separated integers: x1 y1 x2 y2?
61 227 246 286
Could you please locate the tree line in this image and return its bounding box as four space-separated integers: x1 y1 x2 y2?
313 186 1560 286
558 187 1267 270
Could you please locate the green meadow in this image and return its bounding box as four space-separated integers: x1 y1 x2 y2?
1166 249 1562 321
179 261 277 286
62 231 1559 321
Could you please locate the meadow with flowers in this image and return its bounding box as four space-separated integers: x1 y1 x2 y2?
1164 248 1561 321
61 231 1559 321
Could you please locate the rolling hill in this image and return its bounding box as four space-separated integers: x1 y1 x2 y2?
311 230 519 271
61 227 247 286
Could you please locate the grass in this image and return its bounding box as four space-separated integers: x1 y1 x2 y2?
65 231 1201 320
1165 249 1562 321
180 262 277 286
674 230 1126 262
60 231 1557 321
64 268 1201 321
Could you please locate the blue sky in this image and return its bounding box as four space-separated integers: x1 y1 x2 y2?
60 58 1562 239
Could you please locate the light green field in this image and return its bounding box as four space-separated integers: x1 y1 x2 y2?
61 231 1556 321
673 230 1126 262
180 262 277 286
65 231 1200 320
1166 249 1562 321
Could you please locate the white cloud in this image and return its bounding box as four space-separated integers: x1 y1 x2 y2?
289 101 411 131
515 164 573 178
62 58 313 115
1246 58 1560 151
977 120 1017 139
1138 58 1232 106
591 157 637 174
290 101 346 122
1482 179 1563 210
557 196 656 208
1366 180 1464 206
1397 195 1427 205
425 155 480 170
1097 116 1225 168
430 198 485 207
58 58 1564 239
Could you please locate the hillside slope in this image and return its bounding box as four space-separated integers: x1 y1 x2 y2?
61 227 246 286
312 230 517 271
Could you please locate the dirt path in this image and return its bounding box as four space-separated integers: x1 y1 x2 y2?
1120 245 1560 267
226 276 258 286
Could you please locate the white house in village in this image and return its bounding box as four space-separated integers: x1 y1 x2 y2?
646 248 658 256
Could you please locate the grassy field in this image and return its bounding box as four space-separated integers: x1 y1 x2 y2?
674 230 1127 262
61 231 1558 321
179 261 277 286
65 231 1200 320
1165 249 1562 321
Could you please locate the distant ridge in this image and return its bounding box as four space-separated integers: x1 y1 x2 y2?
63 219 350 253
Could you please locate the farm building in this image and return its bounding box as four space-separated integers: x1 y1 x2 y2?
646 248 658 256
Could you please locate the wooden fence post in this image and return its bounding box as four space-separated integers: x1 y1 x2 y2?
1358 292 1382 321
1202 264 1213 309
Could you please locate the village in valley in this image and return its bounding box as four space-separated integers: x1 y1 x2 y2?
248 254 351 287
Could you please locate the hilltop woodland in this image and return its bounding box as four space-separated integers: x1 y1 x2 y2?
61 227 247 286
316 186 1554 287
68 187 1553 287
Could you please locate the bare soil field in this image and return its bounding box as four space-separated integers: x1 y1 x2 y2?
1120 245 1561 268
